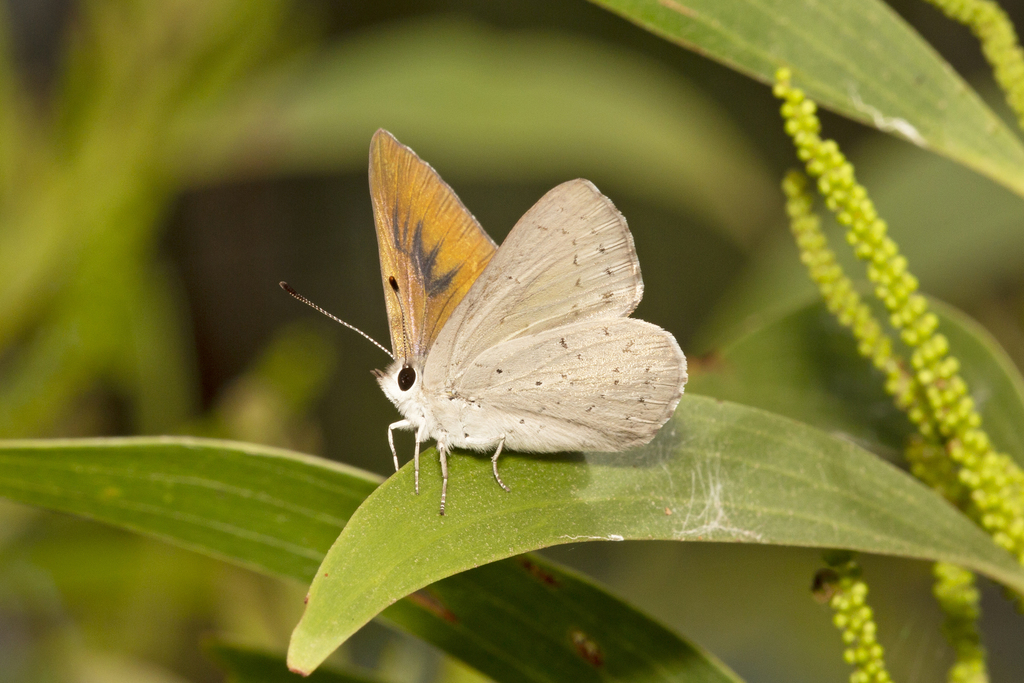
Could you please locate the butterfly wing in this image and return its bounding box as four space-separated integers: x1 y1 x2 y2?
424 179 643 385
369 129 497 361
439 318 686 452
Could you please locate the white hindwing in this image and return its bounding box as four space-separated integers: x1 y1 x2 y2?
426 318 687 453
424 179 642 389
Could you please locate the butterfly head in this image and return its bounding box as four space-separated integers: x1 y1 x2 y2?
374 358 428 420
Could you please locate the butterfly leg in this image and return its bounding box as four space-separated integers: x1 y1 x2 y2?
387 420 410 472
413 425 426 495
491 436 511 493
439 443 449 516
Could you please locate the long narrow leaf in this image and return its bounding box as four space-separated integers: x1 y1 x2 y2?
287 395 1024 672
0 437 375 579
589 0 1024 199
0 436 741 683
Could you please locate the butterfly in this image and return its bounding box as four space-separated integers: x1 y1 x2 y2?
366 129 687 514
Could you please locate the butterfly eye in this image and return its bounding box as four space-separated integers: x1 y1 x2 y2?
397 366 416 391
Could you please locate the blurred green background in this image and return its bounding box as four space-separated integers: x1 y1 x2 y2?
2 0 1024 681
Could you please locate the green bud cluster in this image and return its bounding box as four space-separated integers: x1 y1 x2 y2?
923 0 1024 131
774 68 1010 680
904 435 968 507
934 562 989 683
774 67 1024 565
820 555 892 683
781 171 929 423
785 166 989 681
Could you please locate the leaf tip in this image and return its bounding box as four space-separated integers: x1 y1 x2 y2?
285 649 315 677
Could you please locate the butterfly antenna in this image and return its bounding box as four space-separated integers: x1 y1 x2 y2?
279 282 394 360
387 276 412 362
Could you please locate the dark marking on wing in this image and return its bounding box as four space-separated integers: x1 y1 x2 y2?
390 203 462 300
410 219 459 297
391 204 408 245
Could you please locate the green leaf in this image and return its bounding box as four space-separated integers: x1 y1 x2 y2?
0 437 378 579
287 395 1024 673
169 18 777 247
382 554 741 683
209 553 744 683
587 0 1024 200
0 436 742 683
689 299 1024 467
205 641 382 683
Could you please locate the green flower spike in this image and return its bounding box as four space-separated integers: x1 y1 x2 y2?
784 166 984 683
923 0 1024 132
780 171 933 431
814 553 893 683
934 562 989 683
774 67 1024 565
775 68 1005 681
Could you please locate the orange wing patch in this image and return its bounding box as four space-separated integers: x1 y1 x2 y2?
369 130 497 361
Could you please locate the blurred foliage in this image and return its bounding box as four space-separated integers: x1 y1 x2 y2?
0 0 1023 682
0 0 302 438
205 641 385 683
184 321 335 452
